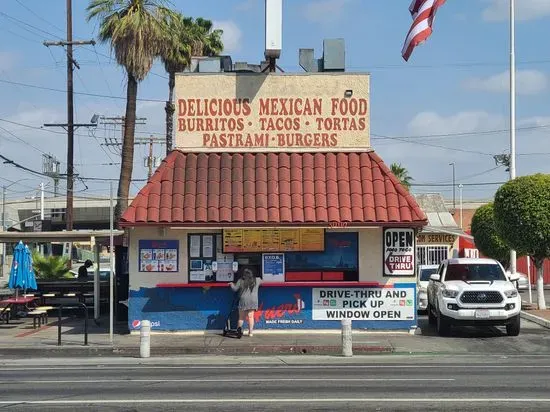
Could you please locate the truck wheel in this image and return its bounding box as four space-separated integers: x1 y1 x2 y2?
428 304 436 325
437 311 451 336
506 315 521 336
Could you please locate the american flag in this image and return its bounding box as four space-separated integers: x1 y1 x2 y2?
402 0 446 62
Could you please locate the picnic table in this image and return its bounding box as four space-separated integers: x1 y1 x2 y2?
0 296 37 323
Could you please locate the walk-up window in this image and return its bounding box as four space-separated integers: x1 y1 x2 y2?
284 232 359 282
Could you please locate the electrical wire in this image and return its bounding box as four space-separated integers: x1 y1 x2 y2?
14 0 65 34
374 134 495 156
371 124 550 141
0 78 164 102
0 11 63 40
0 153 146 183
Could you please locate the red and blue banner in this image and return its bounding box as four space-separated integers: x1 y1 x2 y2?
128 283 417 331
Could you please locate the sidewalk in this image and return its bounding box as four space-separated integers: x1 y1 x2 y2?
0 314 397 357
2 312 550 358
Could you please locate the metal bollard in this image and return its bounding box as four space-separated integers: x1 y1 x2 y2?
341 319 353 357
140 320 151 358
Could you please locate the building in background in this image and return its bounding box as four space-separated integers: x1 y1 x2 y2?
413 194 465 267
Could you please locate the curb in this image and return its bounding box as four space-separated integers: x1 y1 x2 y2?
520 311 550 329
0 344 393 358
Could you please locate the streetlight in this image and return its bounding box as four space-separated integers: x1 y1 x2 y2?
459 184 464 229
449 162 456 210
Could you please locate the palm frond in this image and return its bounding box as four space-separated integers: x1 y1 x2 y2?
390 162 413 190
87 0 169 80
32 253 70 281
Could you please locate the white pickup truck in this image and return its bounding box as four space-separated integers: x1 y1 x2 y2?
427 258 521 336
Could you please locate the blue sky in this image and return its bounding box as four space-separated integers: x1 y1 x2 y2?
0 0 549 207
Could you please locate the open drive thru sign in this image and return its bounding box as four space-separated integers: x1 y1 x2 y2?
383 228 415 276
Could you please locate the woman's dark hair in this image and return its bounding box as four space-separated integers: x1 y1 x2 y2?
241 268 256 292
85 260 93 268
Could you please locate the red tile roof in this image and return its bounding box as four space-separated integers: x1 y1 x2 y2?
120 151 427 227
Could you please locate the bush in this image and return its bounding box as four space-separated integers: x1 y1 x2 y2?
32 253 73 281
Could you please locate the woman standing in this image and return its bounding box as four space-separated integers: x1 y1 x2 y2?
230 268 262 337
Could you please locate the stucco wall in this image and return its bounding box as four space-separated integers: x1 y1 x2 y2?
129 227 221 289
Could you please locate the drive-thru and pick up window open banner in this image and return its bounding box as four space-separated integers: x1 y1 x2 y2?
312 287 415 320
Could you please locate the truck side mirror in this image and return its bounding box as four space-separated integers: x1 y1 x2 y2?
430 274 441 282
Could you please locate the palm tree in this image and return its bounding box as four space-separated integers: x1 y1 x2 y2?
32 252 71 281
160 14 223 153
87 0 170 222
390 162 413 190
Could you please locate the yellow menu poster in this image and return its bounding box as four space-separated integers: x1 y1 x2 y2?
242 230 262 250
223 229 243 253
261 229 280 251
223 228 324 252
300 228 325 251
279 229 301 251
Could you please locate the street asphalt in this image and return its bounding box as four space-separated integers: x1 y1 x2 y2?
1 355 550 411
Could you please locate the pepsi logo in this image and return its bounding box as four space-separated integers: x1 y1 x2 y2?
132 320 141 329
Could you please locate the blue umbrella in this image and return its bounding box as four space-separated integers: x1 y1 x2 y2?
8 241 37 296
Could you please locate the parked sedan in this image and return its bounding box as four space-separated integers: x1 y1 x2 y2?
417 264 439 313
70 267 111 280
506 271 528 290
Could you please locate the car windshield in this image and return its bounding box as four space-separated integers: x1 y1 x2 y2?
445 263 506 282
420 268 438 281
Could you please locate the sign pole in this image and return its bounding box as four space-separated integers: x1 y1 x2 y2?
509 0 517 275
109 181 114 344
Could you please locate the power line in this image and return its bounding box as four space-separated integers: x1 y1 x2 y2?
0 78 164 102
411 181 506 187
283 58 550 72
0 125 53 158
0 118 165 138
374 134 495 156
372 124 550 141
417 166 503 186
14 0 65 34
0 11 63 40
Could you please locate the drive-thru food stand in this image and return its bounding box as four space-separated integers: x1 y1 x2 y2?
121 72 427 332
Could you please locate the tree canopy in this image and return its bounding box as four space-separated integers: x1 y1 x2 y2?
493 174 550 262
470 203 510 268
494 174 550 309
87 0 170 81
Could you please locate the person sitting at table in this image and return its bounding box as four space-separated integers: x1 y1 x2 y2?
78 260 93 281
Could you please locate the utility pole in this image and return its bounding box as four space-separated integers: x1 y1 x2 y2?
40 182 45 221
449 162 456 211
509 0 517 275
148 137 154 178
43 0 95 231
42 154 61 196
102 132 163 176
1 186 5 280
98 116 146 156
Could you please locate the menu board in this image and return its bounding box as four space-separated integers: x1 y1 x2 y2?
300 228 325 251
223 229 324 253
139 240 179 272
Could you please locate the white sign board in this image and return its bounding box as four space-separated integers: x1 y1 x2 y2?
262 253 285 283
383 228 415 276
312 287 415 320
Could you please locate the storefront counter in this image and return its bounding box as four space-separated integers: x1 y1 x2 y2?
128 281 417 332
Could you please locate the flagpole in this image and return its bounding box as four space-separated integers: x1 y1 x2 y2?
509 0 517 274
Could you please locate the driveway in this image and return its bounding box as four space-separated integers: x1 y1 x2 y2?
387 316 550 355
